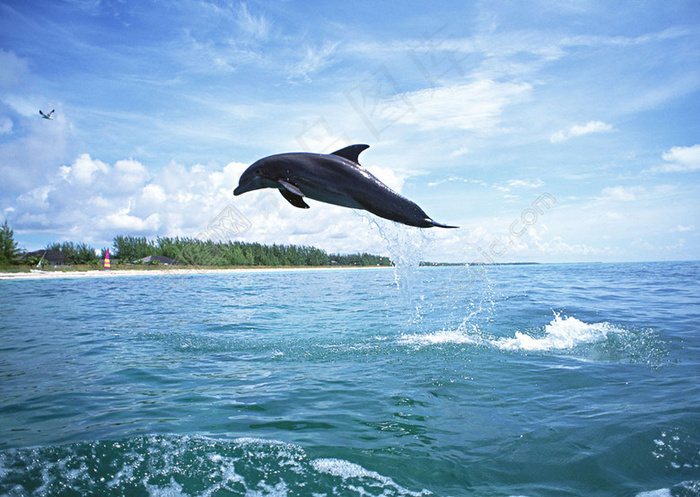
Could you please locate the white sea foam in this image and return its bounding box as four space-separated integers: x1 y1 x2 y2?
635 490 672 497
493 314 615 351
311 458 431 496
636 481 700 497
312 458 380 479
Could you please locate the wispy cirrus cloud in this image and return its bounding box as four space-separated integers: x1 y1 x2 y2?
391 79 531 132
427 176 544 193
176 3 337 82
236 2 272 41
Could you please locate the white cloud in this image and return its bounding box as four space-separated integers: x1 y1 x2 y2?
651 144 700 172
0 116 73 194
60 153 109 184
0 116 12 135
427 176 487 188
141 183 167 205
507 179 545 189
110 158 151 193
101 210 160 233
600 186 642 201
13 155 169 242
550 120 614 143
450 146 470 157
0 49 29 90
487 179 546 193
7 153 399 256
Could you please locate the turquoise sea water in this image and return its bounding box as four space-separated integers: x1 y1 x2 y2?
0 262 698 496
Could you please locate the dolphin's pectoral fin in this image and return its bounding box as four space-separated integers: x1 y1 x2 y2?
279 189 310 209
278 179 305 197
330 144 370 163
278 179 310 208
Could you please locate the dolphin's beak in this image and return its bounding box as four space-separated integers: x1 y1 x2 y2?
234 180 257 196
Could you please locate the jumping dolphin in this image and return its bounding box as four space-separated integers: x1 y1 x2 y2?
39 109 55 120
234 144 458 228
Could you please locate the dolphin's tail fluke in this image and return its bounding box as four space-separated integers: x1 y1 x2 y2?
425 218 459 229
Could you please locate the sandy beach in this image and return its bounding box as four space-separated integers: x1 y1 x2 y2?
0 266 389 281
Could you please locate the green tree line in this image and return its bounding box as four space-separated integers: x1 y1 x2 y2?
46 241 100 264
113 235 391 267
0 220 391 267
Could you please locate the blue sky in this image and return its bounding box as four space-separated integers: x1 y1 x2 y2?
1 0 699 262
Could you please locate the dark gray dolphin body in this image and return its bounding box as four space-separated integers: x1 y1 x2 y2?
233 144 458 228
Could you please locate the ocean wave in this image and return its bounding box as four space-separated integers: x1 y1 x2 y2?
0 434 430 496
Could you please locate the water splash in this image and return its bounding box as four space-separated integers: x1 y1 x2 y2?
453 265 497 333
363 216 435 330
399 310 667 366
360 213 500 340
364 216 433 294
492 311 668 365
493 313 611 351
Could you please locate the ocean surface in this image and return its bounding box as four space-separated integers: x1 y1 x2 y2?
0 261 698 496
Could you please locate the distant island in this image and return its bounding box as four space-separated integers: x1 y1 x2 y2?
420 261 540 267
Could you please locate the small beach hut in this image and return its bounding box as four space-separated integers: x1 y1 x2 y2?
20 250 67 267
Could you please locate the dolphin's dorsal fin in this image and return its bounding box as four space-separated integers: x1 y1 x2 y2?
330 144 369 163
279 189 310 209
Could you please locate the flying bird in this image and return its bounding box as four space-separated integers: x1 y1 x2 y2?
234 144 458 229
39 109 55 120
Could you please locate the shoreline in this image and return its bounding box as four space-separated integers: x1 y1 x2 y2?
0 265 391 281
